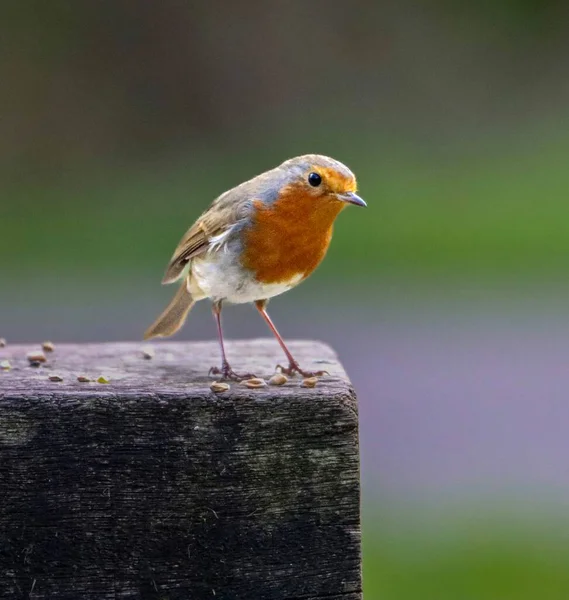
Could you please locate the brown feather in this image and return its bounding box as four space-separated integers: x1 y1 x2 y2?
162 221 210 283
144 281 195 339
161 186 259 284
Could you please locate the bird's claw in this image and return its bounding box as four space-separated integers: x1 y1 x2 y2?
209 365 258 382
276 363 329 378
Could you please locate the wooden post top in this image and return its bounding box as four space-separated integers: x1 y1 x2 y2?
0 339 361 599
0 339 354 402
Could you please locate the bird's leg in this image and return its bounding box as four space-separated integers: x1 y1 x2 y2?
255 300 329 377
209 300 257 381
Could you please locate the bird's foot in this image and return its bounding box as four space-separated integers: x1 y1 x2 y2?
209 363 258 382
276 362 329 378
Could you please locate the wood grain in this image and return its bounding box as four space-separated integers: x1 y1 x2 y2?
0 340 361 600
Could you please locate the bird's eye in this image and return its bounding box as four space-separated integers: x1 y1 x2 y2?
308 172 322 187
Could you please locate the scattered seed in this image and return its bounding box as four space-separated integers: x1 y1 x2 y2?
48 374 63 382
0 360 11 371
210 381 230 393
42 341 55 353
97 375 110 384
301 377 319 388
0 338 6 347
242 377 267 389
77 375 91 383
141 346 155 360
27 351 46 364
269 373 288 386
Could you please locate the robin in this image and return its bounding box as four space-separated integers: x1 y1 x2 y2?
144 154 366 380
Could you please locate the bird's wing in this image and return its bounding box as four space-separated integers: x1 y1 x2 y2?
161 186 253 284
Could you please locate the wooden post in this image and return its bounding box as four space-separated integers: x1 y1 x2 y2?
0 340 361 600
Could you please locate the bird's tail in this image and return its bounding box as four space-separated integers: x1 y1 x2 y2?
144 280 196 340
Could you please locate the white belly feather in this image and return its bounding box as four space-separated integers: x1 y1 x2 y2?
189 251 303 304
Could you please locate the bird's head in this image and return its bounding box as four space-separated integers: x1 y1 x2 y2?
278 154 366 209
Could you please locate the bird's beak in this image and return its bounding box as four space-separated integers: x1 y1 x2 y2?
338 191 367 207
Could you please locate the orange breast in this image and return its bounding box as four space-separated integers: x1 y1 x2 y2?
241 185 344 284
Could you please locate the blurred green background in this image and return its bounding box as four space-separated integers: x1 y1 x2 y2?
3 1 569 598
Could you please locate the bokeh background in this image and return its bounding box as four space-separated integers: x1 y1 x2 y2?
3 1 569 597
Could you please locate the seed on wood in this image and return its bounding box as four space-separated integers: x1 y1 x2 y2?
0 338 6 347
48 374 63 382
269 373 288 386
301 377 319 388
210 381 230 393
42 341 55 353
97 375 111 384
242 377 267 389
141 346 155 359
0 360 11 370
26 351 46 363
77 375 91 383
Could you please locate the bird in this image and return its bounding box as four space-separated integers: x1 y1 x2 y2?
144 154 366 380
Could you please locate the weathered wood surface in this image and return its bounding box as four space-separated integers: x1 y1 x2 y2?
0 340 361 600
